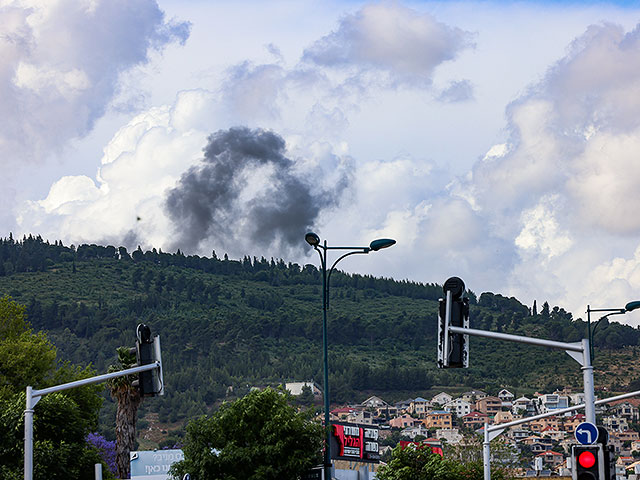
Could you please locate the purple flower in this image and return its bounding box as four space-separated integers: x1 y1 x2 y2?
86 432 117 475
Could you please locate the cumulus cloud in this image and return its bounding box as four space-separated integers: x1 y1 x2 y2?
457 21 640 321
19 90 213 249
0 0 190 166
302 3 474 88
19 91 353 259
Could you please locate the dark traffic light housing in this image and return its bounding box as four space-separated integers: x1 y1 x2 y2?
437 277 469 368
133 323 164 397
573 445 605 480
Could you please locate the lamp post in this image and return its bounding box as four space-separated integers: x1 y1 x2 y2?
587 301 640 361
305 232 395 480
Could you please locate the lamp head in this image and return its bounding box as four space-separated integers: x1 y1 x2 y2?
625 301 640 312
305 232 321 247
369 238 396 251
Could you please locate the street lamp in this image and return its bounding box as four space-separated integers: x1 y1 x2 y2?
587 301 640 361
305 232 395 479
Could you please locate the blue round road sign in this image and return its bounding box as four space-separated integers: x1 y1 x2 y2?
574 422 599 445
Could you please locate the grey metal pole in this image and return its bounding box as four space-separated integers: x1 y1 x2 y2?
321 244 332 480
24 362 159 480
25 386 34 480
95 463 103 480
581 338 596 423
483 421 491 480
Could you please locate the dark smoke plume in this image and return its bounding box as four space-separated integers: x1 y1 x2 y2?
166 127 350 253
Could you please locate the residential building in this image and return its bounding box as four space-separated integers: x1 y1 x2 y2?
562 414 585 432
530 442 553 454
389 414 416 429
361 395 388 408
537 451 564 468
568 392 586 406
616 456 635 469
347 410 373 425
603 415 629 432
475 396 502 416
285 381 322 398
395 399 414 412
409 397 431 419
461 390 487 403
507 427 531 442
610 400 640 422
530 416 560 433
375 405 398 419
493 410 514 424
330 407 360 421
435 428 463 445
423 410 453 429
498 389 515 407
512 396 536 416
401 424 431 440
536 393 569 415
431 392 453 406
615 430 640 442
539 426 566 441
463 411 489 429
443 398 472 418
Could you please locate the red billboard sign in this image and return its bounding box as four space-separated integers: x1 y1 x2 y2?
330 422 380 463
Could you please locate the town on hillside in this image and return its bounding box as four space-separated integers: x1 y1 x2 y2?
286 382 640 478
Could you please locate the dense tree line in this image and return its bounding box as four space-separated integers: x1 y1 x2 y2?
1 234 639 444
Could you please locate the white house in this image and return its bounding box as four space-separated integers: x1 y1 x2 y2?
498 389 515 408
444 398 472 418
401 424 431 439
432 392 453 406
512 396 536 416
537 394 569 415
285 381 322 398
435 428 463 445
361 395 388 408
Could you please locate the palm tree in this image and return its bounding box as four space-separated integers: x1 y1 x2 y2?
107 347 142 479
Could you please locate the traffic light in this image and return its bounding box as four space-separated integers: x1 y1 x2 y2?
437 277 469 368
596 426 615 480
572 445 605 480
133 324 164 397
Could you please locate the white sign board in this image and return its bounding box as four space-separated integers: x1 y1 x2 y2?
130 449 184 480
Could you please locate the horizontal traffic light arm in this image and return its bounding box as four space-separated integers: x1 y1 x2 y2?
448 325 584 352
30 361 160 399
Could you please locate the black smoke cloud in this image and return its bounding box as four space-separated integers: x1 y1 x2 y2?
166 127 350 253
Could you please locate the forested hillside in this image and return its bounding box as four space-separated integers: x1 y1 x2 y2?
1 234 639 444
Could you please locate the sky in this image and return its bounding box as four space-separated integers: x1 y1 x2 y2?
3 0 640 326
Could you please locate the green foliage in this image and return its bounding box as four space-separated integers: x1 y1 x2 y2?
0 295 109 479
1 235 639 441
0 296 57 397
170 387 322 480
377 445 508 480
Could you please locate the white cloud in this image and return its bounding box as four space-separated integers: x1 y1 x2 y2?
12 1 640 327
302 2 474 87
0 0 190 166
515 196 573 260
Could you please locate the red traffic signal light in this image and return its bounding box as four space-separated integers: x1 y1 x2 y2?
573 445 604 480
578 451 596 469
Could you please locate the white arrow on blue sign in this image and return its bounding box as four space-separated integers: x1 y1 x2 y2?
574 422 599 445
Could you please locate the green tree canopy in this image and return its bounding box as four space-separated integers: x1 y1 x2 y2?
376 444 509 480
0 296 56 397
0 296 112 480
170 387 323 480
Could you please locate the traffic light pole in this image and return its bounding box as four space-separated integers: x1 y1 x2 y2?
446 325 595 480
24 362 160 480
